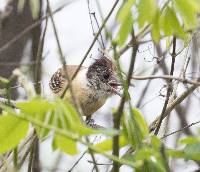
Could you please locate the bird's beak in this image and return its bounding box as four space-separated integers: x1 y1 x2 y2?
108 75 123 97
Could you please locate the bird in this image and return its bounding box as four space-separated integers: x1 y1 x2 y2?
49 56 121 118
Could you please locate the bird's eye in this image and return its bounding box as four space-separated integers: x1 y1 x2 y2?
103 73 110 80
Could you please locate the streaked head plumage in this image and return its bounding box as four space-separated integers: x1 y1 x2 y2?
86 56 120 96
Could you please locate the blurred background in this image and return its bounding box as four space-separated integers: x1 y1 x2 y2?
0 0 200 171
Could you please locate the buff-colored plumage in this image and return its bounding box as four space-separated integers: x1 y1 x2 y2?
49 65 107 116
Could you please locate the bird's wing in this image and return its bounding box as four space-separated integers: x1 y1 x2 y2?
49 65 86 96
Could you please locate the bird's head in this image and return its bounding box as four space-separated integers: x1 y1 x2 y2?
86 56 121 97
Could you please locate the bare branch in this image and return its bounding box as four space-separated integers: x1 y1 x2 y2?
154 37 177 135
161 120 200 139
132 75 200 86
149 82 200 132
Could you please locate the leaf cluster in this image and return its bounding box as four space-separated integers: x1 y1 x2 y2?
117 0 200 44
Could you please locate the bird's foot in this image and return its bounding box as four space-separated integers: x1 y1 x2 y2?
85 118 105 129
85 118 95 127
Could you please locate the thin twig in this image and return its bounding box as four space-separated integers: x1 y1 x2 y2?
61 0 120 97
68 150 88 172
46 0 82 116
18 134 38 169
161 120 200 139
155 44 194 136
31 8 47 171
132 75 200 86
154 37 177 135
13 147 18 170
91 12 105 49
149 81 200 132
170 45 190 101
160 144 170 171
88 160 112 166
31 138 40 172
27 141 35 172
86 137 99 172
95 0 113 41
34 10 48 94
0 129 36 171
68 136 100 172
112 31 138 172
87 0 102 48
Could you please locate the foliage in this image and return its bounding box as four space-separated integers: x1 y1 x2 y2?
0 97 118 156
0 114 29 153
1 0 200 171
168 136 200 161
0 98 199 171
117 0 200 44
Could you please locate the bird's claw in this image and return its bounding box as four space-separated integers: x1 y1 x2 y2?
85 118 95 127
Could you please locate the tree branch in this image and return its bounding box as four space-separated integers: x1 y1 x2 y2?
161 120 200 139
154 37 177 135
149 82 200 132
112 32 138 172
132 75 200 86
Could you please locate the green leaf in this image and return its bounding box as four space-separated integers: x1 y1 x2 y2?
141 159 166 172
56 99 118 136
165 37 172 50
116 0 135 46
138 0 157 28
0 114 29 153
184 143 200 161
132 108 149 136
117 12 133 45
56 99 96 135
122 153 135 161
168 142 200 161
117 0 135 22
38 110 53 138
122 108 148 148
167 144 200 161
17 97 116 139
53 134 78 155
135 148 154 160
174 0 199 29
191 0 200 10
179 137 200 144
16 97 54 117
134 148 167 172
152 9 161 42
161 7 186 39
94 136 127 152
167 149 184 158
121 153 144 168
98 128 119 137
17 97 55 138
151 135 161 150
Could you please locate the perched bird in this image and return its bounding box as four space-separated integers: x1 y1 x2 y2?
49 56 121 117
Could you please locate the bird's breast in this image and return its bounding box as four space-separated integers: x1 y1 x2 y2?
63 69 107 116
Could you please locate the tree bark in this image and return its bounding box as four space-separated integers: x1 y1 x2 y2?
0 0 41 99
